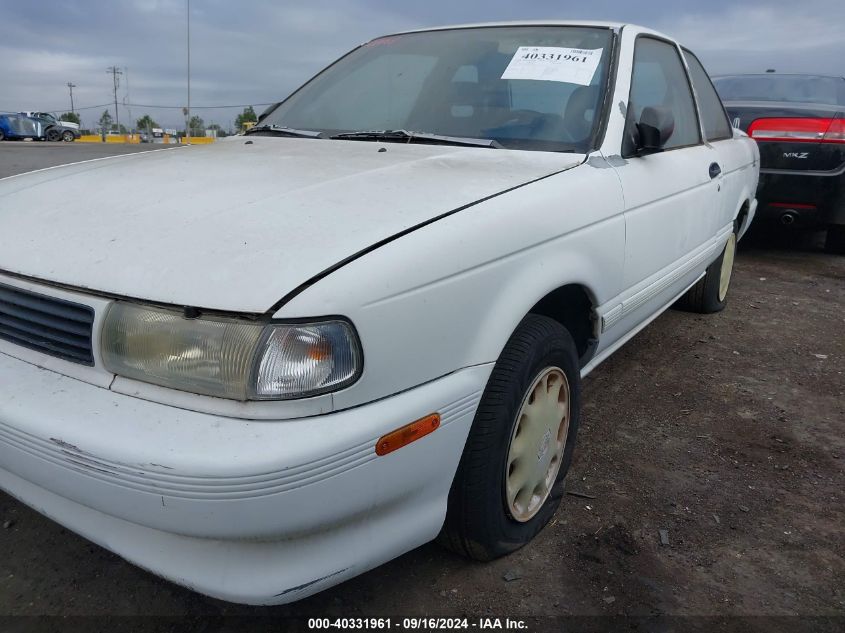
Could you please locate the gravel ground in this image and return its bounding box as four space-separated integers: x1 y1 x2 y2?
0 145 842 631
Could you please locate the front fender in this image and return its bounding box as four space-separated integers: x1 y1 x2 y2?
275 162 626 411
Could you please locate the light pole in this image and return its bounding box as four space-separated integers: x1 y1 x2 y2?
66 82 76 114
186 0 191 144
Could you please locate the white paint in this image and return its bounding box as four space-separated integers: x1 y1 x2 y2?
0 138 579 313
0 349 490 604
0 21 759 604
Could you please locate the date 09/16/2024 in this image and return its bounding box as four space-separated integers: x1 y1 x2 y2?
307 618 528 630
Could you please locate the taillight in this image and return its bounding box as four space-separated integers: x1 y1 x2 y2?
824 118 845 143
747 117 845 143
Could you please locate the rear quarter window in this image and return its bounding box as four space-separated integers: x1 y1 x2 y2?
683 50 733 141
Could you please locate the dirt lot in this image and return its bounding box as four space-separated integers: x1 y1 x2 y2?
0 145 843 631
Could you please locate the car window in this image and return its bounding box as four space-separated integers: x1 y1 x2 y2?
261 26 614 153
625 37 701 154
713 75 845 106
299 53 438 132
683 51 732 141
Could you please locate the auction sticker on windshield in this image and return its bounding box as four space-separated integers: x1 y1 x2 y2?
501 46 603 85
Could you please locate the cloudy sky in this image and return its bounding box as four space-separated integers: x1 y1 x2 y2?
1 0 842 130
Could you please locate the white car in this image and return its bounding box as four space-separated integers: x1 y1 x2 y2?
0 21 758 604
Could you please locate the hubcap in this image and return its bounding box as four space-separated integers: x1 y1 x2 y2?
505 367 571 522
718 233 737 302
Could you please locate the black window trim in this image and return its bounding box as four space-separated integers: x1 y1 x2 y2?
681 47 734 143
622 33 704 158
589 26 622 153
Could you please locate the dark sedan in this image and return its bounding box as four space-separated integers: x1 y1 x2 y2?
714 73 845 253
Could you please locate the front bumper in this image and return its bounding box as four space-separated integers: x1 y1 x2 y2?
0 350 490 604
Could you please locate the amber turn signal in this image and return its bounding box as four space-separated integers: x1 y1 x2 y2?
375 413 441 456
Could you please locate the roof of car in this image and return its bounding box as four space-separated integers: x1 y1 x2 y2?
389 20 664 37
713 73 845 80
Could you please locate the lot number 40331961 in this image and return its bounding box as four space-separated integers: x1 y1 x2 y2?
522 51 589 62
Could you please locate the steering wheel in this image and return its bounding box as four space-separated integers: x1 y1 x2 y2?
484 109 577 143
500 109 544 127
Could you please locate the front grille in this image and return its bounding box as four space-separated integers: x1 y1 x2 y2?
0 282 95 366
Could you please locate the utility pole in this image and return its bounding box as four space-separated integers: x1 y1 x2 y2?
124 66 133 133
66 82 77 114
186 0 191 144
107 66 122 132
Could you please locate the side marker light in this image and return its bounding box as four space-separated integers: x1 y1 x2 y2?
376 414 441 456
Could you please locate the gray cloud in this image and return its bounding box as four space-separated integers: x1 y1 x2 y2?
1 0 841 129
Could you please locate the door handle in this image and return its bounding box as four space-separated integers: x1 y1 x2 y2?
709 162 722 179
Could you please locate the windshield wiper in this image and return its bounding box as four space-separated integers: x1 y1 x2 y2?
331 129 501 148
244 124 323 138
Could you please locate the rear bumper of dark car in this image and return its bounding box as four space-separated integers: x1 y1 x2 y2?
756 164 845 228
719 99 845 229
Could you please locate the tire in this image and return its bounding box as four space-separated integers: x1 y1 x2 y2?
438 314 581 561
46 129 61 142
824 225 845 255
0 129 5 141
675 231 737 314
61 130 75 142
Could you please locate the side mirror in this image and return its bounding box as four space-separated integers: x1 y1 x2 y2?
636 106 675 154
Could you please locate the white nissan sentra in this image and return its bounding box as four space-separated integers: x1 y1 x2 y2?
0 21 758 604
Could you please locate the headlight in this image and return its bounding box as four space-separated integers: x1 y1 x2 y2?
101 303 362 400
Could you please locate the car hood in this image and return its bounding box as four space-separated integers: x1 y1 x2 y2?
0 137 582 313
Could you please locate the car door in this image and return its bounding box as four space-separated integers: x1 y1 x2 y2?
611 36 720 322
683 49 750 235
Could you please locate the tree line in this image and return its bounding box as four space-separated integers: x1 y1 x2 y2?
88 106 259 136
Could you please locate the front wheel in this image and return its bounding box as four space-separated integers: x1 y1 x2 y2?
438 314 581 561
676 231 737 314
61 130 75 142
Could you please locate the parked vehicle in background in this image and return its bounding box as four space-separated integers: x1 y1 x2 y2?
714 74 845 253
0 113 45 141
20 111 81 142
0 21 758 604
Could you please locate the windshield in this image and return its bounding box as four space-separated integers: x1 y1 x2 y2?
713 75 845 107
260 26 614 152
